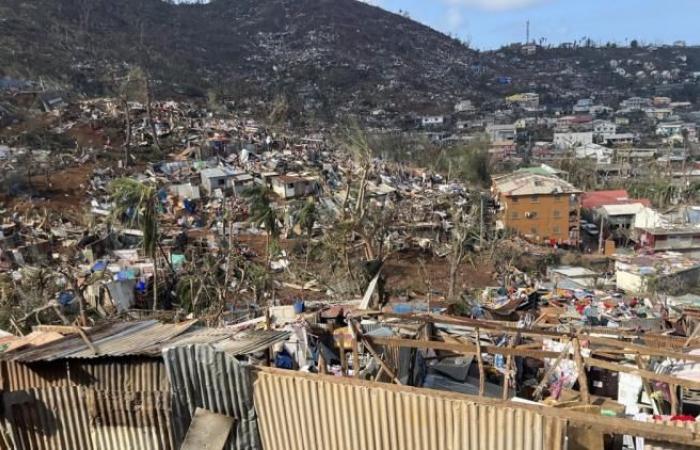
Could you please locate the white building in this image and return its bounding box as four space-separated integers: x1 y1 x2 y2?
200 168 254 195
593 120 617 138
604 133 636 146
486 124 517 143
575 143 613 165
454 100 475 114
620 97 652 111
421 116 445 127
554 132 594 149
573 98 593 113
271 175 318 200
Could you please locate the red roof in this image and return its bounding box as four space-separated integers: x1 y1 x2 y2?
582 190 651 210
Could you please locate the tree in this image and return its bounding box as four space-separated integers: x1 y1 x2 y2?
447 200 481 300
294 197 318 238
242 184 279 265
108 178 160 309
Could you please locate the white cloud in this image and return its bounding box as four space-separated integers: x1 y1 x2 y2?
443 0 549 12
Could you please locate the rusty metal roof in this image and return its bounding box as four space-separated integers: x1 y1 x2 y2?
2 321 290 363
3 320 198 362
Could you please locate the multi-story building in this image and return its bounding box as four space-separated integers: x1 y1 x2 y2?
492 172 582 245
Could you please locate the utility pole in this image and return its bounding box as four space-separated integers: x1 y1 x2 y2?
526 20 530 44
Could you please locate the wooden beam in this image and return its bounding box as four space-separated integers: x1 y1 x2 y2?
476 328 485 397
366 335 700 390
534 340 570 400
587 355 700 391
382 313 700 362
366 336 561 359
351 329 361 379
670 384 679 416
351 321 402 385
573 338 590 404
502 335 517 401
74 326 98 355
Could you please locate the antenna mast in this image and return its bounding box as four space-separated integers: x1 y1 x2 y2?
526 20 530 44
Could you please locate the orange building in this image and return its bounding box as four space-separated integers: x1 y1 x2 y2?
492 172 582 245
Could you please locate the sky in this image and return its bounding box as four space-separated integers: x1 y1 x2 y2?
362 0 700 50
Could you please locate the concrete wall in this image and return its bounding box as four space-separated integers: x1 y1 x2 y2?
501 194 579 244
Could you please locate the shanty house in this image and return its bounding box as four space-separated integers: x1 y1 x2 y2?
200 168 254 195
271 176 317 200
492 172 582 245
0 320 288 450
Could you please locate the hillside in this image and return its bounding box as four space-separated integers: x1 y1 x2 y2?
2 0 700 121
0 0 483 117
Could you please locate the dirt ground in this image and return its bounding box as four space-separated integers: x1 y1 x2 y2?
0 163 95 215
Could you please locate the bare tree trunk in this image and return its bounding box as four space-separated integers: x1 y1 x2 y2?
122 98 131 167
152 255 158 311
145 75 161 152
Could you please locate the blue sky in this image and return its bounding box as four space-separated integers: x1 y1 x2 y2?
363 0 699 50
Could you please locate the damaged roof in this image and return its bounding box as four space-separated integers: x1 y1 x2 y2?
493 172 581 196
1 320 289 362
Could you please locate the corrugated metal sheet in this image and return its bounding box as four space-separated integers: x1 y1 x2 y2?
9 320 199 362
212 330 291 356
87 389 174 450
4 386 92 450
3 321 280 363
3 387 175 450
2 361 71 391
254 369 566 450
2 359 168 392
69 359 169 392
163 344 262 450
164 328 290 355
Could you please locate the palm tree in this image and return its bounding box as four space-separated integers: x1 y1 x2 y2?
294 197 319 271
108 178 160 310
295 197 318 238
242 184 279 264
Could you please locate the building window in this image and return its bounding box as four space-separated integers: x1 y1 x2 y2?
287 183 295 189
511 197 519 203
531 195 539 203
553 210 561 218
554 194 562 202
531 228 538 235
553 226 561 234
218 179 225 186
510 211 519 220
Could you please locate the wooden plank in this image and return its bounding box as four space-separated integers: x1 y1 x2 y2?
588 356 700 391
534 340 571 400
476 328 485 397
573 338 590 404
502 335 516 400
383 313 700 362
351 321 402 385
180 407 235 450
352 329 361 379
366 336 561 359
366 336 700 390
